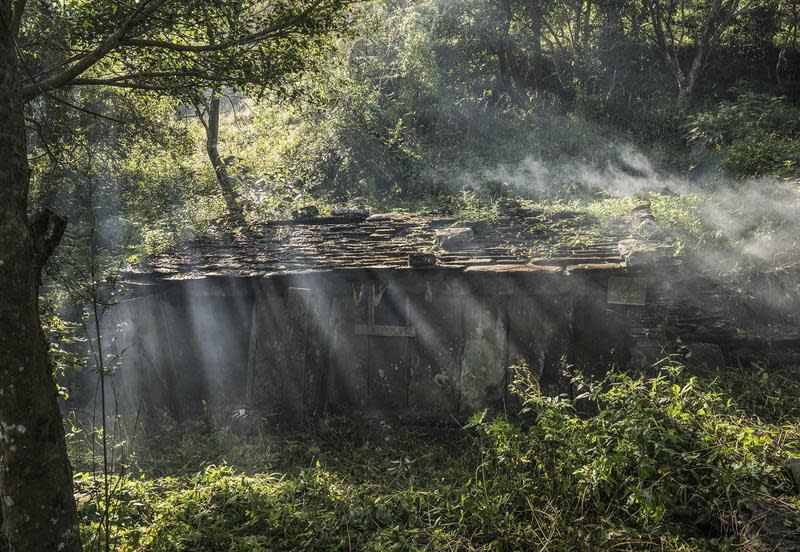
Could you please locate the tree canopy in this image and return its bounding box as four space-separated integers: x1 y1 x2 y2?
2 1 800 551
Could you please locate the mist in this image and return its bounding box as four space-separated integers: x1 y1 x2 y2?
8 0 800 550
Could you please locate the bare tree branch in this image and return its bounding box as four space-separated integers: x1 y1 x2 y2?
24 51 91 83
45 93 127 124
644 0 745 103
66 69 266 90
193 101 209 131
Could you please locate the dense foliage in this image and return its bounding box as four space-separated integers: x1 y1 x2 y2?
28 0 800 248
71 363 800 551
12 1 800 550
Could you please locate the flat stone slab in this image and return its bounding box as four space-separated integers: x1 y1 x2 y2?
465 264 563 273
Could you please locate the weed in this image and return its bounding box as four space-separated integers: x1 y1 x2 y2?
73 364 800 551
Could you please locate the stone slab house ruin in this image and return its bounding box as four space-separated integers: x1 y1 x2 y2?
104 203 744 421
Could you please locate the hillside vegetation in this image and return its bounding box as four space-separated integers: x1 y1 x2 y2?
71 363 800 551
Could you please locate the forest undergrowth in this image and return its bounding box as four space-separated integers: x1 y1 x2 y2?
69 361 800 552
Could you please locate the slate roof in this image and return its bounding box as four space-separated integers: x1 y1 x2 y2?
129 206 671 281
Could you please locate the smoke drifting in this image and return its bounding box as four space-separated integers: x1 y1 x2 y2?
51 0 800 443
458 137 799 267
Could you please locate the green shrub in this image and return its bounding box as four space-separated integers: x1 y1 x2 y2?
720 131 800 178
75 364 800 551
687 92 800 178
471 363 800 548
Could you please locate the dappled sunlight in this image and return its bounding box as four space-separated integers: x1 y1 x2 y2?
8 0 799 550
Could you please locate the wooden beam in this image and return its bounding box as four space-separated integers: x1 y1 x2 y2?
355 324 416 338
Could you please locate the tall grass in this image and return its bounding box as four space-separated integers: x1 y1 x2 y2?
73 362 800 551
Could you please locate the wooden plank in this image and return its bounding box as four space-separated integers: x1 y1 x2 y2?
567 263 624 272
465 264 563 273
460 299 508 412
248 283 289 412
302 291 331 417
264 215 368 226
407 292 462 412
368 335 410 409
355 324 416 337
327 288 369 409
246 294 261 406
284 287 311 421
607 276 647 305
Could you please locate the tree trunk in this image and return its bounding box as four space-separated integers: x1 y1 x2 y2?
582 0 592 51
573 0 583 45
496 0 514 101
0 15 82 552
646 0 739 106
0 512 6 551
531 0 544 88
204 92 244 223
579 0 593 90
676 70 695 105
